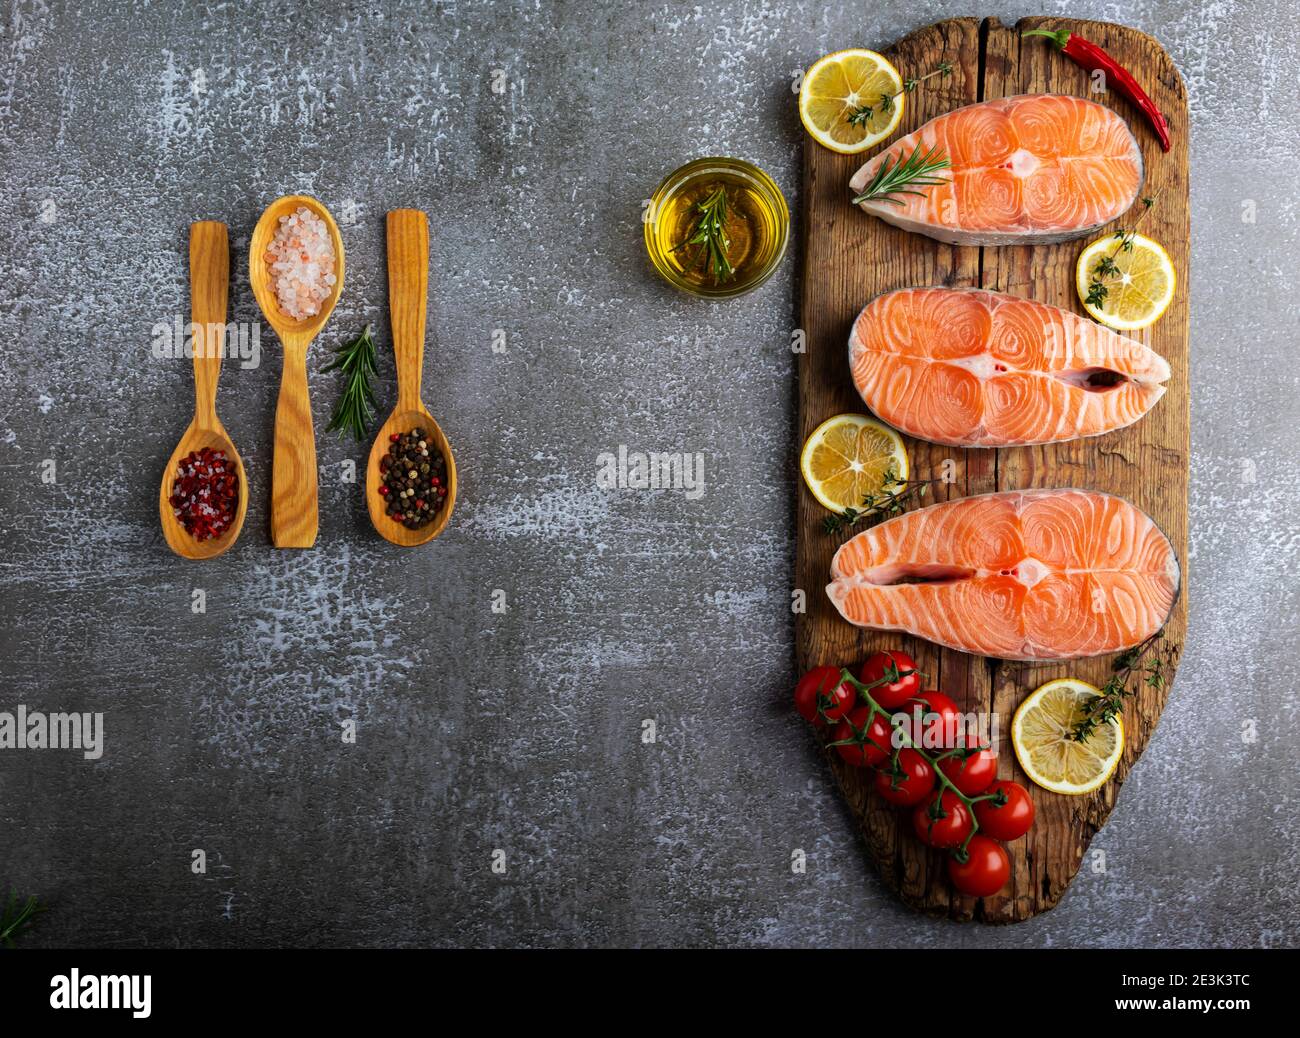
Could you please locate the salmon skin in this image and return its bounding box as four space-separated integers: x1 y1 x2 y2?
826 490 1179 661
849 287 1170 447
849 95 1144 246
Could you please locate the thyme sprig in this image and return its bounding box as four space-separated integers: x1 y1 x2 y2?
1084 194 1160 310
823 464 937 534
851 143 952 207
1071 630 1181 743
322 323 379 441
847 61 954 126
671 185 735 285
1 889 45 948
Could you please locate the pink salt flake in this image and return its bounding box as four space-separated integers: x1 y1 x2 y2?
265 206 336 320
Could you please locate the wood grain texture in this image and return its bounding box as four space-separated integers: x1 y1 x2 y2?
271 345 319 548
189 222 230 431
388 209 430 414
796 16 1189 922
364 209 458 547
249 195 347 549
158 221 249 560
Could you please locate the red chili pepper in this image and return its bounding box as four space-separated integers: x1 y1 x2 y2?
1023 28 1171 152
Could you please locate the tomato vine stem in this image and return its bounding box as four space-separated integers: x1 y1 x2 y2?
835 666 999 861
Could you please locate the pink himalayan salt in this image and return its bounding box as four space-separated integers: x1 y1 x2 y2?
264 206 337 320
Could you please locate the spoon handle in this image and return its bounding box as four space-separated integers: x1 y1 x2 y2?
190 222 229 427
386 209 429 412
271 342 319 548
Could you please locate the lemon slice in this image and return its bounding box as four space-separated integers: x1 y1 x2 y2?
800 414 909 513
1012 678 1124 796
1076 232 1176 331
799 49 904 154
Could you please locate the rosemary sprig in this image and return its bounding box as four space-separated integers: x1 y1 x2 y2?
322 323 379 441
822 464 936 534
1084 194 1159 310
851 143 951 207
847 61 954 126
1 889 45 948
671 186 735 285
1071 630 1181 743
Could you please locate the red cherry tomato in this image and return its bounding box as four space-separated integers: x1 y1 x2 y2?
794 666 854 727
874 748 935 806
856 650 922 709
947 835 1010 897
898 689 962 749
831 707 894 767
937 746 998 795
911 790 973 848
974 780 1035 841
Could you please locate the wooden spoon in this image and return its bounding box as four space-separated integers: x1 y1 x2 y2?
365 209 457 546
159 221 249 559
249 195 345 548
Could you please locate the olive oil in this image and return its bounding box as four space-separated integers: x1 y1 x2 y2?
645 158 789 298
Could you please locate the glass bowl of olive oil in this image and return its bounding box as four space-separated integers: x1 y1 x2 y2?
645 157 789 299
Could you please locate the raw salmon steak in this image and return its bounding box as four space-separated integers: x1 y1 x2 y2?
826 490 1179 661
849 287 1170 447
849 95 1144 246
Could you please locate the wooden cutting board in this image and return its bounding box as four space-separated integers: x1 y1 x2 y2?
796 16 1189 922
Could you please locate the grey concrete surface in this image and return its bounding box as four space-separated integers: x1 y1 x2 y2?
0 0 1296 948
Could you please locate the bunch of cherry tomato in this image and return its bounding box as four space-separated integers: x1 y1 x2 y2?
795 650 1035 898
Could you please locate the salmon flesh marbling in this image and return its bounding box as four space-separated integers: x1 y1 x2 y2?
826 490 1179 661
849 287 1170 447
850 95 1144 246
